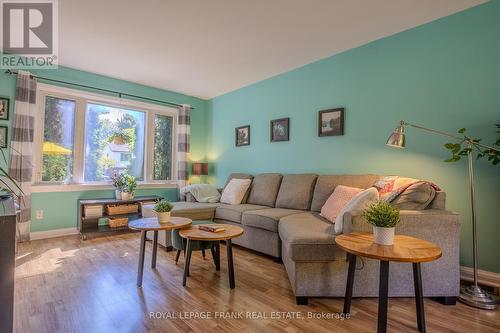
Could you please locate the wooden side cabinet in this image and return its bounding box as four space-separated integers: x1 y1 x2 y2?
0 195 17 333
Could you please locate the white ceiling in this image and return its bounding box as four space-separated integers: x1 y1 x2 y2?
59 0 487 99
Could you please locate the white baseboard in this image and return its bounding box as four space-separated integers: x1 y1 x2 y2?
30 227 79 240
461 266 500 288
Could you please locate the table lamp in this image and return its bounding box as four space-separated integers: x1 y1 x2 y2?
192 162 208 183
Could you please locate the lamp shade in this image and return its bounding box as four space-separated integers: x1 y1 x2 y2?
386 125 406 148
192 162 208 176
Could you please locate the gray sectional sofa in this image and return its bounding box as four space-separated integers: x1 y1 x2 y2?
171 173 460 305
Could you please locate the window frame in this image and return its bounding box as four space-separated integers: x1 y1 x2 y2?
33 83 178 190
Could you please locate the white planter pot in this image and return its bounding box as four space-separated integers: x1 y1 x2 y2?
156 211 171 224
120 192 134 200
373 226 395 245
115 190 121 200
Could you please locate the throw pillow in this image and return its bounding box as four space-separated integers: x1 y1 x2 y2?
220 178 252 205
320 185 363 222
334 187 379 235
391 182 436 210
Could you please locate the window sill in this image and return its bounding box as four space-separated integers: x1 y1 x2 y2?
31 182 178 193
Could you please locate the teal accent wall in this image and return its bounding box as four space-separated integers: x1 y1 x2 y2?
208 2 500 272
0 65 209 232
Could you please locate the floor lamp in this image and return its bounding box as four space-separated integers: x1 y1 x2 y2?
386 120 498 310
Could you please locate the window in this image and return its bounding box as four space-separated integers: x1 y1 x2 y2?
84 103 145 182
42 97 76 182
153 114 173 180
34 84 177 186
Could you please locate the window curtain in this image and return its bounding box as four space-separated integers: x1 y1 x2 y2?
177 104 191 200
8 71 37 242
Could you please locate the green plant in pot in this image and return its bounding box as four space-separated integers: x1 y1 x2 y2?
362 201 400 245
154 199 173 223
108 129 133 145
121 174 137 200
111 172 126 199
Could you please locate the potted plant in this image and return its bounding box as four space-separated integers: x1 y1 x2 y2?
362 201 400 245
108 129 133 145
110 172 126 199
154 199 173 223
121 174 137 200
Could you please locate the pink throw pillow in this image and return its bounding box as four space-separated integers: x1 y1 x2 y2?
321 185 363 222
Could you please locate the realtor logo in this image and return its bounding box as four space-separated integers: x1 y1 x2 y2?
1 0 58 68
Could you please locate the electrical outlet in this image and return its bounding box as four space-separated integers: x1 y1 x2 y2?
36 210 44 220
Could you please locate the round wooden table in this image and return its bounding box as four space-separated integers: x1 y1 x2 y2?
335 232 442 333
179 224 244 288
129 216 192 287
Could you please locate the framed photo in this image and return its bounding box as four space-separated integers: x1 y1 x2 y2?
235 125 250 146
0 97 9 120
270 117 289 142
0 126 8 148
318 108 344 137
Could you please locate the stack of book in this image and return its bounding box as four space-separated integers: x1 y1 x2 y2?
199 224 226 233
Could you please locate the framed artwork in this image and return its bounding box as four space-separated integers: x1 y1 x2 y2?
235 125 250 146
270 117 289 142
0 126 8 148
0 97 9 120
318 108 344 137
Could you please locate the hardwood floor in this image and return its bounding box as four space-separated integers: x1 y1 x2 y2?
15 233 500 333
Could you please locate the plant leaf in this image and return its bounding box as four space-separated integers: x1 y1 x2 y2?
458 128 466 134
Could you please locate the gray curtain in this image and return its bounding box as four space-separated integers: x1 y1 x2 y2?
177 105 191 199
8 71 37 242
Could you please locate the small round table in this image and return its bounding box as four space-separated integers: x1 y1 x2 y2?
335 232 442 333
129 216 192 287
179 224 244 288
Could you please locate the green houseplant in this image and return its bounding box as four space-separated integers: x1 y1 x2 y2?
121 174 137 200
108 129 133 145
362 201 400 245
154 199 173 223
110 172 126 199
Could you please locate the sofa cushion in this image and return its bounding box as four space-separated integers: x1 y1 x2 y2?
310 174 381 212
215 204 267 223
241 208 302 232
224 173 253 203
170 202 221 220
279 212 344 262
220 178 252 205
320 185 362 222
275 174 318 210
247 173 283 207
391 182 436 210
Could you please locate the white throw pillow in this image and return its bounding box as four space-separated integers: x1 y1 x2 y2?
334 187 379 235
220 178 252 205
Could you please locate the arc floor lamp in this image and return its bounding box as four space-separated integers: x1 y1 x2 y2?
386 120 499 310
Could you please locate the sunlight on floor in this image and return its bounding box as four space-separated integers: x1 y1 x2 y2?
15 247 79 278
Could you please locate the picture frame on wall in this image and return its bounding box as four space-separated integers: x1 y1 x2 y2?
270 117 289 142
318 107 344 137
235 125 250 146
0 97 9 120
0 126 8 148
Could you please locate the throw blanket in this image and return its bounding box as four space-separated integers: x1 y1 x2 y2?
373 176 441 202
180 184 221 203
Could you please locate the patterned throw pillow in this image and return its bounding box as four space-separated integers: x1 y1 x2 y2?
320 185 363 222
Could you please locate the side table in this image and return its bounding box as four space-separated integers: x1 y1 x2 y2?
129 216 192 287
336 232 442 333
179 224 244 288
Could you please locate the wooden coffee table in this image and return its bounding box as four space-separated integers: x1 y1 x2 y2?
179 224 244 288
336 232 442 333
129 216 192 287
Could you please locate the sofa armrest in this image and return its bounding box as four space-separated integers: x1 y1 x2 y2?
344 209 460 236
